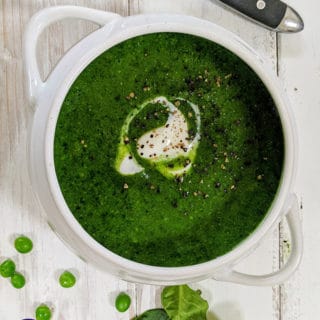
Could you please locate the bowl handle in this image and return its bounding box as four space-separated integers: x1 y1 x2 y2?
23 6 121 107
213 194 303 286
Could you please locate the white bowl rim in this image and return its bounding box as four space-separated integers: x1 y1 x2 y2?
36 13 296 281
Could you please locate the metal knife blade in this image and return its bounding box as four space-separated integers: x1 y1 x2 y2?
217 0 304 33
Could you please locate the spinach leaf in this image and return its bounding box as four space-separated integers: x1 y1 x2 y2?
134 308 170 320
161 285 209 320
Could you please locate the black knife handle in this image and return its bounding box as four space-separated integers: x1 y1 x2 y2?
219 0 287 29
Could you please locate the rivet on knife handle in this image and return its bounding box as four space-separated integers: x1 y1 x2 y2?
217 0 304 33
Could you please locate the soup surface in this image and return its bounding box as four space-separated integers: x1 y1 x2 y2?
54 33 284 267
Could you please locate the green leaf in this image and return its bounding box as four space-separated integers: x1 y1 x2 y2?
134 309 170 320
161 285 209 320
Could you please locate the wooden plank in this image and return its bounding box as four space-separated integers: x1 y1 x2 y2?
130 1 280 319
277 1 317 319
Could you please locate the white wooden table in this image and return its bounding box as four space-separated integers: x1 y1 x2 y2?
1 0 319 319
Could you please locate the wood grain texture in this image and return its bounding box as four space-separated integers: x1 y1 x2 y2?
277 1 319 319
0 0 314 319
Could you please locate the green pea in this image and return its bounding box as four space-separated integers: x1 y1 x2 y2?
11 272 26 289
14 236 33 254
0 259 16 278
115 292 131 312
35 304 52 320
59 270 76 288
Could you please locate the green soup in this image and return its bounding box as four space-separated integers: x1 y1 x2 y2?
54 33 284 267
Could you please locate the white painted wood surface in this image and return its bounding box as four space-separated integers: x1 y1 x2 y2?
0 0 318 319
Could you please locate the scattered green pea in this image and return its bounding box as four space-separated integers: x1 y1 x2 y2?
0 259 16 278
10 272 26 289
59 270 76 288
115 292 131 312
35 304 52 320
14 236 33 254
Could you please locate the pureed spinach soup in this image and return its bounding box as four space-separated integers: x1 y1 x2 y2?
54 33 284 267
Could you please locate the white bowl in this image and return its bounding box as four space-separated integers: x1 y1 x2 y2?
24 6 302 285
